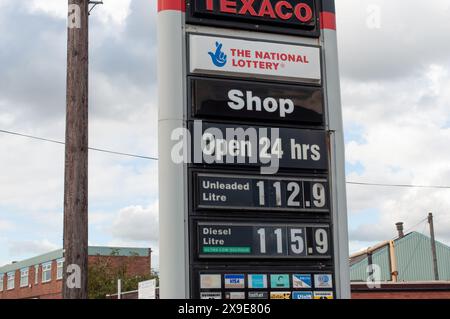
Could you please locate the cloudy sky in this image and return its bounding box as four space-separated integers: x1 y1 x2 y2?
1 0 450 270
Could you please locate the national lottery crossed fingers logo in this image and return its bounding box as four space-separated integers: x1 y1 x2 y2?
208 41 228 67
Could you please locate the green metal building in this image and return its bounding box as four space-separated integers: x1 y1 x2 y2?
350 231 450 282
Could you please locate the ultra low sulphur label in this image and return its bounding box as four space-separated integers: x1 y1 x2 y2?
189 35 321 83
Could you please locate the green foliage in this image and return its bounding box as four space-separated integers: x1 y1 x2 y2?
88 254 157 299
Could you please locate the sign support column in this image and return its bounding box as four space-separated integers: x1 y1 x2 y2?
157 0 189 299
321 0 351 298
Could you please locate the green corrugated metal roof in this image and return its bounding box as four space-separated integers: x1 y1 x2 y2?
0 246 150 274
350 232 450 282
0 249 63 274
350 245 391 282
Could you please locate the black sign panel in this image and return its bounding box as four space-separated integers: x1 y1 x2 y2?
191 122 328 170
186 0 320 37
195 173 329 212
190 77 324 125
197 222 331 259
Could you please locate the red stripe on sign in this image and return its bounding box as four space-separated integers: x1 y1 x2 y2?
320 12 336 30
158 0 185 12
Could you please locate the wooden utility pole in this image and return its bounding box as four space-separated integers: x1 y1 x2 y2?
63 0 89 299
428 213 439 281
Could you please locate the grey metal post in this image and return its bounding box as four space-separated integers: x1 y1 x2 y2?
157 3 188 298
321 1 351 299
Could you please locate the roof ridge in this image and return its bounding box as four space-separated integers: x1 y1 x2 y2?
404 231 450 251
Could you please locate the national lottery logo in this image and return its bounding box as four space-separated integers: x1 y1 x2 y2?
208 41 227 67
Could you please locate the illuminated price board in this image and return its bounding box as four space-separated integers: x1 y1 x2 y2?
198 222 331 259
195 173 329 212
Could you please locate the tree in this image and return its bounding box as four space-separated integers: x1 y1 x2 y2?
88 250 158 299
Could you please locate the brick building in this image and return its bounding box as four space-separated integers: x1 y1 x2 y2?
0 246 151 299
350 225 450 299
352 282 450 299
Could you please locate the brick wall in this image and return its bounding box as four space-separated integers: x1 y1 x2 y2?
351 282 450 299
352 291 450 299
0 253 151 299
88 254 151 277
0 260 63 299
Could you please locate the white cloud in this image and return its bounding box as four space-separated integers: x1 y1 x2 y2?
90 212 111 225
0 131 65 212
26 0 66 19
110 202 159 242
349 240 378 255
336 0 450 81
343 67 450 241
88 154 158 204
26 0 132 25
0 219 15 232
98 0 132 25
335 0 450 250
8 239 59 257
341 60 450 246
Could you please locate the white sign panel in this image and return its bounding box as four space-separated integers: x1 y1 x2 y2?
138 279 156 299
189 35 321 83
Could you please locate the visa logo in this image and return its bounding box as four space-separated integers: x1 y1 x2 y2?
229 279 242 283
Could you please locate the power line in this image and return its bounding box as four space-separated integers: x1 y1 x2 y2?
346 181 450 190
402 218 428 236
0 129 158 161
389 217 428 241
0 129 65 145
2 128 450 189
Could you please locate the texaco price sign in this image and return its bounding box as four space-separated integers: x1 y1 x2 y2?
158 0 349 299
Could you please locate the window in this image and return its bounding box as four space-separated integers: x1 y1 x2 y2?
7 272 15 290
0 273 4 292
57 259 64 280
35 265 39 285
42 263 52 283
20 268 29 287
